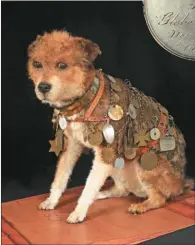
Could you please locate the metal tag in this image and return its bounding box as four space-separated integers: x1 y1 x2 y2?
160 136 176 151
128 103 137 119
59 116 67 130
102 123 115 144
144 0 195 61
114 157 125 169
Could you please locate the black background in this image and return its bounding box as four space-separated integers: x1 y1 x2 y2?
2 1 195 202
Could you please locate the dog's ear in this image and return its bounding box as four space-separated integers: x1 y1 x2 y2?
75 37 102 62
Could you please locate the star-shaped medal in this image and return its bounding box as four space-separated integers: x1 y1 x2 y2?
49 129 64 156
134 129 150 147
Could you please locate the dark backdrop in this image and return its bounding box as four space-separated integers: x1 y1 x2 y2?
2 1 195 202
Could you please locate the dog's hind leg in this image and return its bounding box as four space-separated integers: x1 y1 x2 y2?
96 172 129 200
128 187 166 214
96 184 129 200
39 137 83 210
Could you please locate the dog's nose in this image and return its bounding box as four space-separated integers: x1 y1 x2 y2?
38 82 52 93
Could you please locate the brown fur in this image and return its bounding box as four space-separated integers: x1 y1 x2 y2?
27 30 192 223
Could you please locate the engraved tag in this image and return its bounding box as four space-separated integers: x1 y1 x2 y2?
160 136 176 151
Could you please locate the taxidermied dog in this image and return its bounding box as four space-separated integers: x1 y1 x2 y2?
27 30 193 223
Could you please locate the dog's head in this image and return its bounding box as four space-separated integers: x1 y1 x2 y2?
27 30 101 109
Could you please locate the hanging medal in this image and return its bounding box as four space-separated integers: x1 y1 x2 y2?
49 128 64 157
124 126 136 160
102 120 115 144
59 114 67 130
108 105 124 121
128 103 137 120
88 127 103 146
149 116 161 140
134 129 150 147
140 152 158 171
101 147 116 164
114 157 125 169
160 136 176 152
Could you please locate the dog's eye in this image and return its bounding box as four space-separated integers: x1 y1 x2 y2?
57 62 68 70
33 61 42 69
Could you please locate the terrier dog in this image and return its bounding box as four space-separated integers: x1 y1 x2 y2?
28 30 192 224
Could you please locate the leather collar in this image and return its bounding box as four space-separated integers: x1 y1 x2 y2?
60 72 109 122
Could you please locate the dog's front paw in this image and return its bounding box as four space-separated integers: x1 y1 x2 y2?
39 198 57 210
67 210 86 224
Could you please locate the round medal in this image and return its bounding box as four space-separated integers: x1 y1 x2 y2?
150 128 161 140
108 105 124 121
140 152 158 171
88 132 103 146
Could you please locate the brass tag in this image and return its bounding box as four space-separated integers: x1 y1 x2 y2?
88 131 103 146
160 136 176 152
108 105 124 121
49 129 64 156
101 147 115 164
140 152 158 171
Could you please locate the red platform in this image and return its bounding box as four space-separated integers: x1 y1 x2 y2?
2 184 195 244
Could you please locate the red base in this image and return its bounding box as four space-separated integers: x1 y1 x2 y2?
2 184 195 245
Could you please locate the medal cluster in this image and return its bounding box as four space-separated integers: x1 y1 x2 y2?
49 73 178 172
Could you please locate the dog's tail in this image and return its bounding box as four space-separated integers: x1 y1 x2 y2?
184 178 195 192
